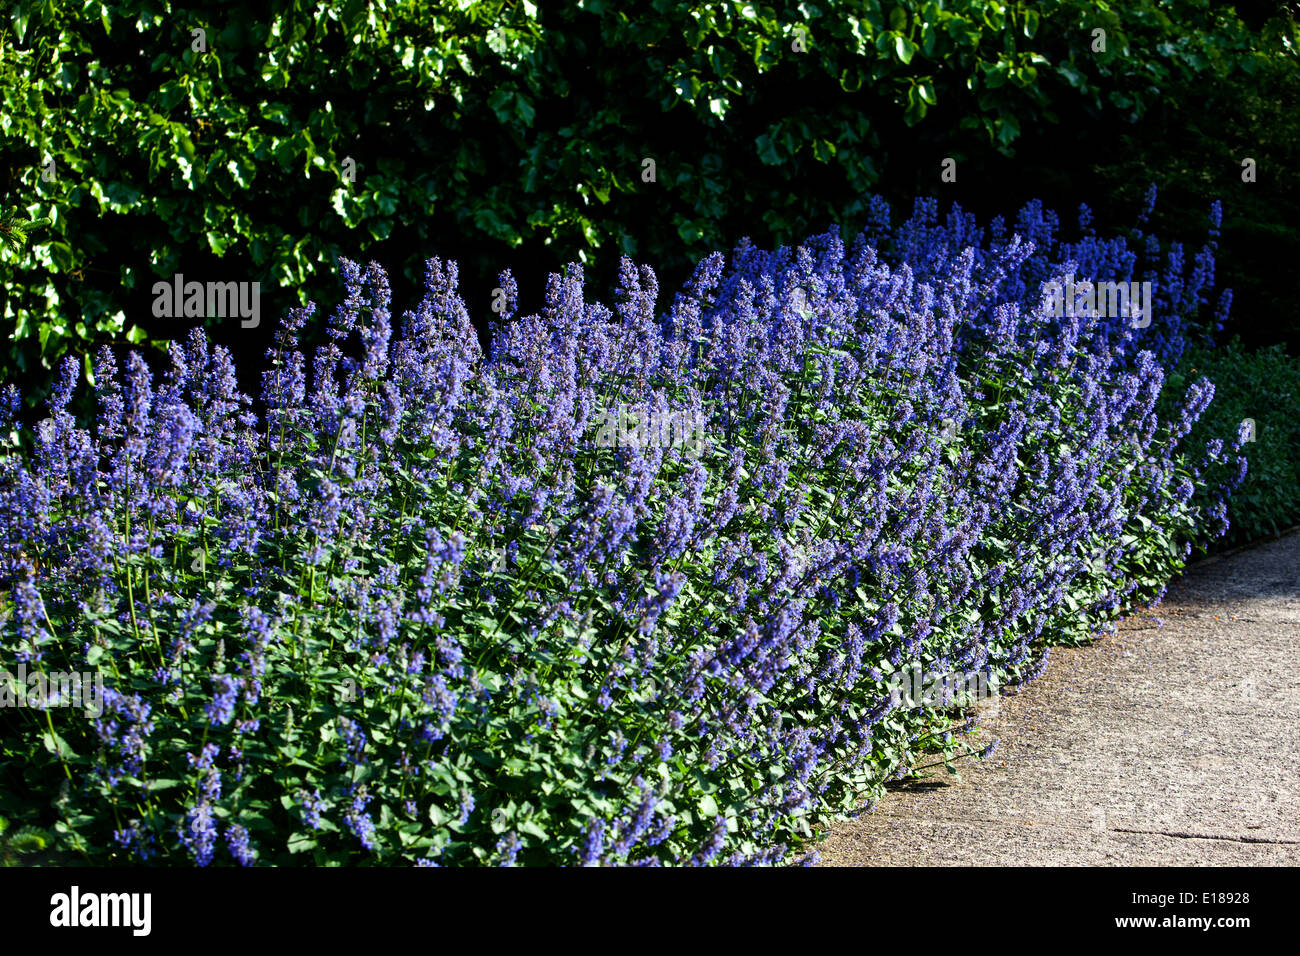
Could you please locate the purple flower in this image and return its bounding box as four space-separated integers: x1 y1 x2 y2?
225 823 255 866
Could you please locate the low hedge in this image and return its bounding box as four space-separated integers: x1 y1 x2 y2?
1171 338 1300 547
0 195 1243 865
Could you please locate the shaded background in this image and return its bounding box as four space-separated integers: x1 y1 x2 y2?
1 0 1298 411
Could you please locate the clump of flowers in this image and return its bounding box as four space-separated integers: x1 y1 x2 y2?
0 193 1243 865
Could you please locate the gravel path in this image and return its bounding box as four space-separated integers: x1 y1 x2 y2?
817 530 1300 865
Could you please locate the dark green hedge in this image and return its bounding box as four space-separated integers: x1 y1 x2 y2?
1 0 1295 393
1174 338 1300 547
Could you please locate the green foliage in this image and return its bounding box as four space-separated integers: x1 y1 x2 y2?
0 813 54 865
0 204 51 253
2 0 1292 391
1172 338 1300 547
1094 23 1300 352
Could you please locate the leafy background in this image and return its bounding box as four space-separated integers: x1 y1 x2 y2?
2 0 1298 403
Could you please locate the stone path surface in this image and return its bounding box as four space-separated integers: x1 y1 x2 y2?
818 529 1300 865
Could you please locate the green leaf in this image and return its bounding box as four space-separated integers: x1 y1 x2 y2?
42 731 75 760
288 833 318 854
